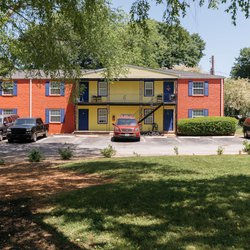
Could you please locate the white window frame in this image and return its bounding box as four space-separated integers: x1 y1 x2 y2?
49 109 61 123
192 82 204 95
49 82 61 95
192 109 205 118
2 82 14 96
98 109 108 124
144 81 154 97
98 82 108 96
144 109 154 124
3 109 15 115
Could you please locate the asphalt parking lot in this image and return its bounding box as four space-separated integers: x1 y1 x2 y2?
0 134 248 162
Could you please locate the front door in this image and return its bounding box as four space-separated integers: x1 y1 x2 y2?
164 82 174 102
78 109 89 130
79 82 89 102
164 109 174 131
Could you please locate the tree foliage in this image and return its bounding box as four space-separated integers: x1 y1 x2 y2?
124 20 205 69
224 78 250 116
131 0 250 25
230 47 250 79
0 0 248 78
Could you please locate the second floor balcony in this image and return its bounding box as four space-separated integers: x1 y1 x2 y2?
77 93 176 105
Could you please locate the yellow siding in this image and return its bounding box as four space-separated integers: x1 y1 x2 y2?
78 105 176 132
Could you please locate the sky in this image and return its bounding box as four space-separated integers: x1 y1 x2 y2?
111 0 250 77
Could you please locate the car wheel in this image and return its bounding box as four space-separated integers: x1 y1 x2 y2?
8 139 13 143
136 137 141 142
32 133 37 142
244 131 248 138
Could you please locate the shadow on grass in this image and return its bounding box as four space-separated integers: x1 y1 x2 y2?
0 197 85 250
38 169 250 249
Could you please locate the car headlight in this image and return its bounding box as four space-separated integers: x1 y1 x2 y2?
134 127 139 132
26 128 32 132
7 128 11 132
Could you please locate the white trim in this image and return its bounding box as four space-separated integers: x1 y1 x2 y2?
192 81 204 95
49 109 61 123
49 82 61 96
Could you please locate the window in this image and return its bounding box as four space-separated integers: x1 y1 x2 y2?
45 81 64 96
144 109 154 124
50 82 61 95
98 109 108 124
45 109 65 123
3 109 16 115
2 82 14 95
192 82 204 95
144 81 154 96
50 110 61 123
98 82 108 96
192 110 205 118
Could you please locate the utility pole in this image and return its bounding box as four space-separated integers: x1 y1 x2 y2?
210 55 215 75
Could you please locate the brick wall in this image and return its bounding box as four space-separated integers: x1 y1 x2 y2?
177 78 222 120
0 79 75 134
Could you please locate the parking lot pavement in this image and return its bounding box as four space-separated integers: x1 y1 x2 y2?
0 135 248 162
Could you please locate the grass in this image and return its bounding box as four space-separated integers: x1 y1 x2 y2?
235 125 243 136
38 156 250 249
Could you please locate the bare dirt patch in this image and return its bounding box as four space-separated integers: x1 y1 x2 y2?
0 160 108 250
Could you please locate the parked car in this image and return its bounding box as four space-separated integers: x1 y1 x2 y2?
112 114 140 141
0 114 19 141
7 117 49 142
243 117 250 138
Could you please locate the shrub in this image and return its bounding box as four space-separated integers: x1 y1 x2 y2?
177 117 237 136
28 149 43 162
217 146 224 155
242 140 250 154
58 146 73 160
173 146 179 155
101 145 116 158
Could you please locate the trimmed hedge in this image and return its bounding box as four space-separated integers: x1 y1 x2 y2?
177 116 237 136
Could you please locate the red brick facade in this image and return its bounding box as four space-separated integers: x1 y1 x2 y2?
177 78 223 120
0 79 75 134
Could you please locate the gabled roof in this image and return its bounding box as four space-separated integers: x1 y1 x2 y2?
81 65 224 79
81 65 179 79
1 65 224 80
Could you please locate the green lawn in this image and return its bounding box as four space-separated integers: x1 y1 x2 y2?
38 156 250 250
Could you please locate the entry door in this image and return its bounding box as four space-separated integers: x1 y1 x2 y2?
164 109 174 131
79 82 89 102
164 82 174 102
78 109 89 130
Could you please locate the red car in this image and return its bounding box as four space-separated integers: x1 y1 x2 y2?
113 114 140 141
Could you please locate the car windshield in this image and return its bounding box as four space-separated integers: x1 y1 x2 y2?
117 118 137 126
14 119 36 126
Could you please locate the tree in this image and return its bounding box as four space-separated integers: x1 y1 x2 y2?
230 47 250 79
0 0 248 77
130 0 250 25
224 78 250 116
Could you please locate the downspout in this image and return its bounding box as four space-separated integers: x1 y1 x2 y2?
220 78 224 116
29 78 32 117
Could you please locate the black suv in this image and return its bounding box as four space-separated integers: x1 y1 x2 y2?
0 114 19 141
243 117 250 138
